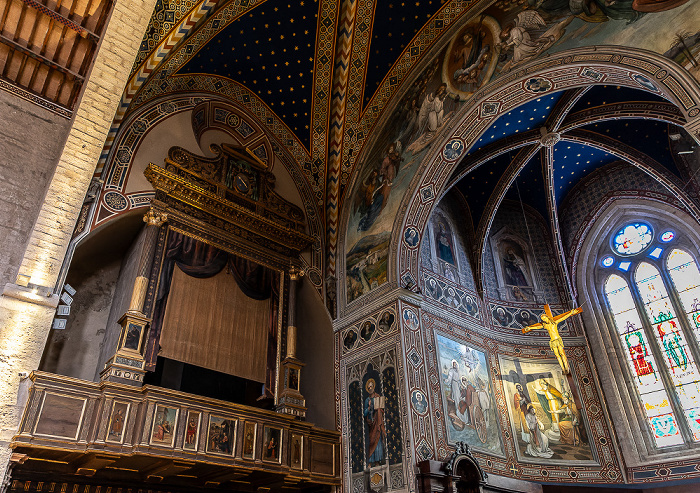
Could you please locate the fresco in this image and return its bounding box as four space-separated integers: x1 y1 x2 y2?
346 56 466 304
436 334 502 454
349 362 403 475
344 0 699 304
500 355 595 463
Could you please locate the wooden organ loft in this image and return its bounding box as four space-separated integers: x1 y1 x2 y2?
7 144 340 493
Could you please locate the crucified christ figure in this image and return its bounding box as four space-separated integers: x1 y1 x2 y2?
522 304 583 374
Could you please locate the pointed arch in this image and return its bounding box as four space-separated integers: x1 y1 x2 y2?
391 46 700 310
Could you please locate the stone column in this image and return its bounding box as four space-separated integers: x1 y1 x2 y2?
100 209 167 385
277 266 307 418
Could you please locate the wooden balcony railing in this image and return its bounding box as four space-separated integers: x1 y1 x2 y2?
9 371 340 491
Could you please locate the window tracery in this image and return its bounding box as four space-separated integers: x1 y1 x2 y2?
601 222 700 447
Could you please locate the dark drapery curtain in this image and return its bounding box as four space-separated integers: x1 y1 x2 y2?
145 231 277 370
229 255 273 300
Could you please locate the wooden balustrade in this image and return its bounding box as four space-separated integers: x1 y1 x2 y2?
10 371 340 491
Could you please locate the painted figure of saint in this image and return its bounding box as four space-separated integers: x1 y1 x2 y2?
417 83 448 137
444 361 471 426
363 378 386 467
503 247 530 286
436 222 455 265
513 383 532 442
111 409 124 437
476 377 491 426
535 378 564 430
524 404 554 458
552 391 581 446
266 436 277 458
185 416 197 445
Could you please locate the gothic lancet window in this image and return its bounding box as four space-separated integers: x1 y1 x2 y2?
602 223 700 448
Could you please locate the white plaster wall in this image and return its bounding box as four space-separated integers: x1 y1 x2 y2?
125 112 305 210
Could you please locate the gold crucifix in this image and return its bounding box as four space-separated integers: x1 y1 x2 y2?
522 304 583 374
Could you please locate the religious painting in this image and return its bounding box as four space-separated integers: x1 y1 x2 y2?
106 401 129 444
242 421 257 459
290 433 303 469
499 240 536 302
348 358 404 476
207 416 236 455
378 311 395 333
262 426 282 463
343 329 358 351
150 405 178 447
442 263 460 283
346 232 390 303
345 55 460 304
123 321 143 351
288 368 299 391
435 334 502 454
499 356 595 463
402 308 419 331
434 216 457 266
360 320 376 341
183 411 200 451
442 16 501 98
411 389 428 415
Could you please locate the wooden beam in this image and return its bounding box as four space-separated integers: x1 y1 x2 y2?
18 0 98 40
0 32 83 80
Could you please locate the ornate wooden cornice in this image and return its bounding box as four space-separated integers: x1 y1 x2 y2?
145 144 313 263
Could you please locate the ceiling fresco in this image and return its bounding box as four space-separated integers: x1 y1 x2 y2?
178 0 320 150
84 0 700 308
106 0 700 207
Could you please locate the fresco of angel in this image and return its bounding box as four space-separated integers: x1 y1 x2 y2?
498 10 574 70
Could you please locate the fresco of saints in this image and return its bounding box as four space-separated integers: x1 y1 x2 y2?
525 404 554 458
436 222 455 265
503 247 530 286
363 379 386 467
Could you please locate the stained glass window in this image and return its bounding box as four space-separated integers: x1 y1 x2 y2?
666 249 700 440
605 275 683 447
649 247 662 259
602 256 614 267
661 231 675 242
613 223 653 255
635 262 700 442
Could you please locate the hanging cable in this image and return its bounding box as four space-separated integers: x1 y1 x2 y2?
515 175 548 306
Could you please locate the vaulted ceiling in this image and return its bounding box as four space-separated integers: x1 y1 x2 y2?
64 0 696 275
449 85 689 247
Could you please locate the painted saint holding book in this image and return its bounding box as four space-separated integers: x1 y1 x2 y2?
364 378 386 467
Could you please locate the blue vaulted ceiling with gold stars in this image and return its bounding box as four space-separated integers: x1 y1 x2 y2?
178 1 320 150
449 85 687 241
99 0 700 287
